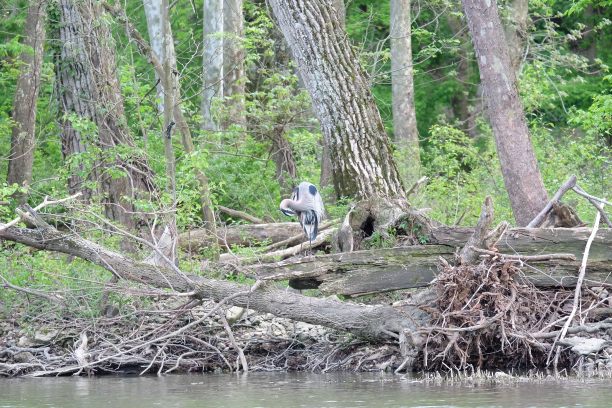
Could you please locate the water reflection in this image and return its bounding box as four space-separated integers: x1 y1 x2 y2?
1 372 611 408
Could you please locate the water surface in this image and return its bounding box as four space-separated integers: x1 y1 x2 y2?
1 372 611 407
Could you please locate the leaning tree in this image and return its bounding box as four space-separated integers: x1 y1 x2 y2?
267 0 406 201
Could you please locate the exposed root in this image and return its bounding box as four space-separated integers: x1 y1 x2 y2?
416 257 611 372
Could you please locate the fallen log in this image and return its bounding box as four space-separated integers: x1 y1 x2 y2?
430 226 612 262
179 222 304 252
254 227 612 297
0 208 426 339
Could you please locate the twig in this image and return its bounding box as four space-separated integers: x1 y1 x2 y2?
469 247 577 262
572 185 612 228
406 176 428 199
218 205 264 224
0 192 82 232
0 274 65 304
260 220 337 252
549 204 602 364
572 185 612 207
527 175 577 228
220 314 248 372
28 280 263 377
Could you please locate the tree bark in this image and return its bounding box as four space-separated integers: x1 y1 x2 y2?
503 0 529 74
142 0 167 111
202 0 224 130
223 0 246 127
319 0 343 190
57 0 156 229
461 0 548 226
268 0 405 200
7 0 47 200
390 0 420 185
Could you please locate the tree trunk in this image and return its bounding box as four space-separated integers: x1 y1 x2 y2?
57 0 155 228
142 0 166 111
223 0 246 127
202 0 224 130
268 0 405 200
319 0 344 190
112 1 217 237
390 0 420 185
503 0 529 74
7 0 46 200
271 126 298 196
447 13 474 132
461 0 548 226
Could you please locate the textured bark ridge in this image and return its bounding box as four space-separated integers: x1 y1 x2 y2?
57 0 155 228
7 1 46 196
269 0 405 200
461 0 548 226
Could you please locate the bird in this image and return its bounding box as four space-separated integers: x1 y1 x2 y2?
279 181 325 246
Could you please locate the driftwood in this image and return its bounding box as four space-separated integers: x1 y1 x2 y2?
0 207 426 339
254 227 612 297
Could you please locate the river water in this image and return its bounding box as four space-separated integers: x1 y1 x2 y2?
1 373 611 408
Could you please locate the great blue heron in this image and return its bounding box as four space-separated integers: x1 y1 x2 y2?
279 181 325 246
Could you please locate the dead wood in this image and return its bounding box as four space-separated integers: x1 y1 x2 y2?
0 207 425 340
572 185 612 228
218 205 265 224
458 196 494 265
527 175 577 228
179 222 305 252
253 224 612 297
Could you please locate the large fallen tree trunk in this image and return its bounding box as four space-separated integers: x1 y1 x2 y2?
0 209 427 339
254 227 612 297
180 221 336 252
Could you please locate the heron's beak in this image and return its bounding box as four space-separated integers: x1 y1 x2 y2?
280 208 296 216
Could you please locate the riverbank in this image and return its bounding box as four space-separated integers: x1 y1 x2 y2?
2 295 612 377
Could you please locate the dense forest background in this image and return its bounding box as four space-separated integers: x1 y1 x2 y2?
1 0 609 228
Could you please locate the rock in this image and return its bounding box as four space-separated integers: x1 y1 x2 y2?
13 351 34 363
566 337 608 356
17 335 35 347
225 306 246 324
34 329 59 344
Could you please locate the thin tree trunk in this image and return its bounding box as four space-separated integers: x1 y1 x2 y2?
461 0 548 226
390 0 420 185
503 0 529 74
121 1 217 236
447 13 474 132
202 0 224 130
271 126 298 196
161 0 178 263
268 0 405 200
7 0 47 200
223 0 245 127
142 0 165 111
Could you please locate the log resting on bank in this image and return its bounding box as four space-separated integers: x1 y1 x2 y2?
179 221 336 252
0 211 427 339
254 227 612 297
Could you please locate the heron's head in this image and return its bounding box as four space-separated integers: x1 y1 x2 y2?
279 199 296 216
